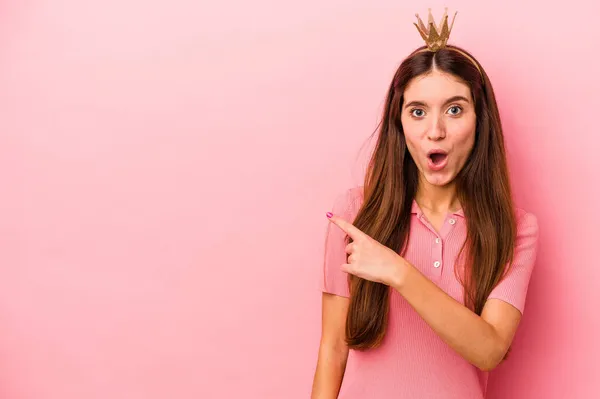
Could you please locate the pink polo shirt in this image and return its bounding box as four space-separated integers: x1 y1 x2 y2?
320 186 539 399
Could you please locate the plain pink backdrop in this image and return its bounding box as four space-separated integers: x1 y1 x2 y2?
0 1 598 398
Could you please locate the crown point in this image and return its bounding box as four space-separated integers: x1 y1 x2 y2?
414 8 457 52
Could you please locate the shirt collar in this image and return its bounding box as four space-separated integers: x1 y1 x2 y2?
411 199 464 218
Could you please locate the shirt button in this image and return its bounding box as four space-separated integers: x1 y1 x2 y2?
433 261 441 268
449 219 456 225
435 238 440 244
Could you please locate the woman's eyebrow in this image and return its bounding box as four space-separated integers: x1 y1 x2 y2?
403 95 471 109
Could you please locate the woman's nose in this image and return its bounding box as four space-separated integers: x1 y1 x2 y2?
427 118 446 140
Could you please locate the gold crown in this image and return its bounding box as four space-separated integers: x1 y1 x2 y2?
414 8 457 52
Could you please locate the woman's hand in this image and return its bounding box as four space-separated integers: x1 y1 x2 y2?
326 212 409 287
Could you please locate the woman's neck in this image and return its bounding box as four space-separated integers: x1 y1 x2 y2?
415 179 462 214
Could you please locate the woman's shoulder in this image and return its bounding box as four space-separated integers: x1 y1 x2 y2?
514 206 539 237
331 185 365 217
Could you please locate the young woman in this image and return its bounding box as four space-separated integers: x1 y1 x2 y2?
311 10 539 399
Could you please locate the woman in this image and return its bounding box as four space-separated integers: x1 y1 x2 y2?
311 10 539 399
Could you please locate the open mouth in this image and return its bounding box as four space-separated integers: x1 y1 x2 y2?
428 151 448 165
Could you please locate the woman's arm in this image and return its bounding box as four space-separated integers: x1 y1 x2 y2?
324 212 537 373
391 263 521 371
311 293 350 399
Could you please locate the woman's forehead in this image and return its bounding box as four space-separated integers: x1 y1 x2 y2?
404 71 471 103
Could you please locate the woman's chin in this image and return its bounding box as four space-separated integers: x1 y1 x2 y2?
421 169 455 187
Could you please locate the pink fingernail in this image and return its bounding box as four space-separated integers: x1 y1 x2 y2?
326 212 333 218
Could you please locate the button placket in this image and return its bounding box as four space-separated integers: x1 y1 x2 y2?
433 235 443 271
435 216 459 272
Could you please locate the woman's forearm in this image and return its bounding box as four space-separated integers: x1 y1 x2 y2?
311 344 348 399
391 260 505 371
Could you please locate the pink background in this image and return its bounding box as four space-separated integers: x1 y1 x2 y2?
0 0 598 398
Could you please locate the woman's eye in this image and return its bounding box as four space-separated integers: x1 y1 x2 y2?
411 109 425 117
447 106 462 115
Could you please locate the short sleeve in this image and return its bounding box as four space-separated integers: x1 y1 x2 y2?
487 211 539 315
320 188 362 298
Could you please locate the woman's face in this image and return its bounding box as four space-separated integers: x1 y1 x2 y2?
400 69 477 187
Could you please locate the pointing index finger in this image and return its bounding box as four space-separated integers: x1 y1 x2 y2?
326 212 364 240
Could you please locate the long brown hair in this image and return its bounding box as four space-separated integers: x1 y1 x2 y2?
345 45 518 359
